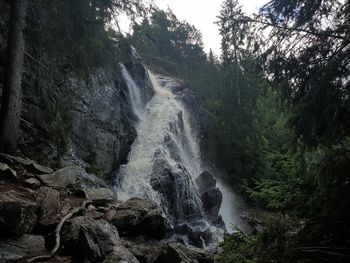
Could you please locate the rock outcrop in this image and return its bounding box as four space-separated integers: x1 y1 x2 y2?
150 158 203 222
79 219 121 262
0 155 216 263
109 197 170 239
4 48 148 178
0 189 38 237
36 187 61 219
196 171 224 227
156 243 215 263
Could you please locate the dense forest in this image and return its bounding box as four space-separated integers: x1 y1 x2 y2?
0 0 349 262
126 1 350 262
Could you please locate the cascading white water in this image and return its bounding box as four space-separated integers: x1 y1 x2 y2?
116 64 228 246
120 65 144 119
117 66 201 202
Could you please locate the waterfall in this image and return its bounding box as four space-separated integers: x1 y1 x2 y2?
115 64 224 247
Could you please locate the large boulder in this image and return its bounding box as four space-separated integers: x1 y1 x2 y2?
195 171 216 194
155 243 214 263
150 158 203 222
110 198 170 239
0 234 46 262
36 187 61 219
195 171 223 226
201 188 223 224
61 216 96 254
174 223 214 248
84 188 117 206
121 239 167 263
79 219 120 262
0 190 38 237
103 246 140 263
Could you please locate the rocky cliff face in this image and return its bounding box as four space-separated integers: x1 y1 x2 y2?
0 154 215 263
20 68 137 176
14 44 160 179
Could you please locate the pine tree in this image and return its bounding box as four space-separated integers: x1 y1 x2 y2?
0 0 28 152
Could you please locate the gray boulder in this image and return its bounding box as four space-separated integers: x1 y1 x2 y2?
195 171 216 194
0 234 46 262
103 246 140 263
0 191 38 236
195 171 223 226
79 219 120 262
84 188 116 206
36 186 61 219
110 198 170 239
155 243 214 263
61 216 96 254
201 188 223 223
121 239 167 263
150 158 203 221
174 223 214 248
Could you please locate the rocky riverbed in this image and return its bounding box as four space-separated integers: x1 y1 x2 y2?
0 153 216 263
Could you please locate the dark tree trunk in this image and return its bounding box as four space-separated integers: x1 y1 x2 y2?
0 0 28 153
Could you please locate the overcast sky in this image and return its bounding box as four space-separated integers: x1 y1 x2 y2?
119 0 269 55
152 0 269 55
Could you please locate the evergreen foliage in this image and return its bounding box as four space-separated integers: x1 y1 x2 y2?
1 0 349 261
129 1 350 261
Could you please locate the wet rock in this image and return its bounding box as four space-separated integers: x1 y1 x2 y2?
175 223 213 248
110 198 170 239
61 216 96 254
155 243 214 263
0 234 46 262
0 191 38 236
150 158 203 221
103 246 140 263
201 188 222 223
169 84 186 94
61 69 137 177
79 219 120 262
195 171 223 226
84 188 116 206
195 171 216 194
240 214 263 234
124 46 154 105
121 239 167 263
36 187 61 219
